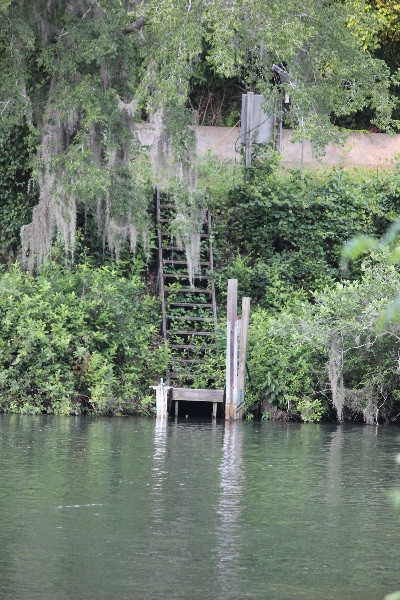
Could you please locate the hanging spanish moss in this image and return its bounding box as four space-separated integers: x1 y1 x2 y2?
21 78 79 270
327 332 345 423
151 107 206 286
15 0 153 269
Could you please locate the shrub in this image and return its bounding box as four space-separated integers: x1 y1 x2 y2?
246 256 400 423
213 160 400 308
0 259 168 414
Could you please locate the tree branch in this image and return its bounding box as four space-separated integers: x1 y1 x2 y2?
122 15 146 38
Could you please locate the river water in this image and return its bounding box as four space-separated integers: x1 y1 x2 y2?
1 415 400 600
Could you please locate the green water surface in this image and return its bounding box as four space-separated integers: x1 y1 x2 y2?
1 416 399 600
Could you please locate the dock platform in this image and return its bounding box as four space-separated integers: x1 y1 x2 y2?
171 388 224 418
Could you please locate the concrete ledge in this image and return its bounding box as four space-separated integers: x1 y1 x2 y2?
136 123 400 169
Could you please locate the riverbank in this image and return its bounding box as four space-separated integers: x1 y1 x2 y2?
2 162 400 422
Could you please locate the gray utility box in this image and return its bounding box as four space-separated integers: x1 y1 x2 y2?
240 93 275 145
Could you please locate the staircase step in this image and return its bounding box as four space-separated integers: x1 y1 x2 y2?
168 373 197 379
160 218 207 224
168 373 217 381
168 316 212 321
167 330 214 336
162 246 185 251
178 359 206 364
166 288 212 294
169 302 213 308
162 232 210 238
163 273 212 280
163 260 210 266
169 344 208 349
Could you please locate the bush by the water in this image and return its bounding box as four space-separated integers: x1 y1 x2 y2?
246 255 400 424
0 260 168 415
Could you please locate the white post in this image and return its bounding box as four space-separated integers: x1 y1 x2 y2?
150 378 172 420
226 279 238 420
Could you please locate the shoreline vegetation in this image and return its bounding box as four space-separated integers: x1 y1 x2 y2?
1 0 400 422
2 161 400 423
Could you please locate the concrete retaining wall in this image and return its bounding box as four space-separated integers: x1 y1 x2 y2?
136 124 400 169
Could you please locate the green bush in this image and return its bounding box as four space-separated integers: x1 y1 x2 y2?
246 301 323 417
246 256 400 423
0 259 168 414
213 158 400 308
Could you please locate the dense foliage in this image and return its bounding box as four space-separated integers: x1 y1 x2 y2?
246 257 400 424
0 0 399 269
213 156 400 308
1 1 400 420
209 159 400 423
0 258 168 414
0 124 36 261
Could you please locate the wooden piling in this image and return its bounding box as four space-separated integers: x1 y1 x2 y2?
237 297 250 419
226 279 238 420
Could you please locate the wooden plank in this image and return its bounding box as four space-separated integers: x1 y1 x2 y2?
168 303 213 308
160 218 207 224
178 359 206 364
245 91 253 167
168 316 212 321
207 210 218 328
162 232 210 238
167 288 212 294
226 279 238 420
168 344 206 349
156 187 168 343
163 261 210 266
172 388 224 402
164 273 212 279
162 246 186 251
237 296 250 418
162 248 184 252
168 373 197 379
167 330 214 335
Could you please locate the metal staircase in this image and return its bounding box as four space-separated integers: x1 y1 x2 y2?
156 188 218 387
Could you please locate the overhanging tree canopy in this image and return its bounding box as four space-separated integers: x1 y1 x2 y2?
0 0 398 268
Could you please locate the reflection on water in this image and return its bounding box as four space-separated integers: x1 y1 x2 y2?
0 416 400 600
216 422 244 598
151 420 167 523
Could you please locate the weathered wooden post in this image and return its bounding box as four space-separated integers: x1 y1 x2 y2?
226 283 250 421
237 297 250 419
226 279 238 420
150 378 172 420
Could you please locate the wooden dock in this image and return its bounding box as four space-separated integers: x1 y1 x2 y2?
172 388 224 418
